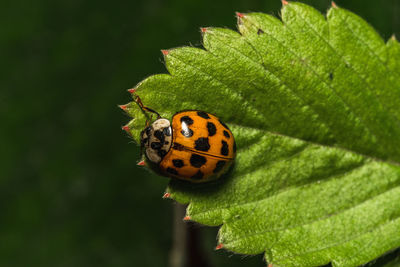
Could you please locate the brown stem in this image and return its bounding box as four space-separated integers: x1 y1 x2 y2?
169 204 187 267
169 203 212 267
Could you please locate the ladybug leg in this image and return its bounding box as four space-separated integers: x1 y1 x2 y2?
134 94 161 119
145 114 154 127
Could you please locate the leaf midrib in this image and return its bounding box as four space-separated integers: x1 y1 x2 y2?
192 159 365 220
234 141 309 177
187 125 399 222
231 124 400 166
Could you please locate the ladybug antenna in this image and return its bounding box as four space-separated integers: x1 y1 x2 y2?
134 94 161 119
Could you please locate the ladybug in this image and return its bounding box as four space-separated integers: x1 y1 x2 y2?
135 95 236 183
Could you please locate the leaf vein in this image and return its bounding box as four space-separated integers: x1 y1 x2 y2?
207 30 334 142
228 124 400 167
193 158 366 221
292 9 400 128
167 52 266 125
246 17 387 158
227 182 400 249
274 212 400 263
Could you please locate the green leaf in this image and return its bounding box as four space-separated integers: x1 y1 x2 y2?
122 2 400 266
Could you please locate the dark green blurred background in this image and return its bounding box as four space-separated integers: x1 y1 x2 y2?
1 0 399 266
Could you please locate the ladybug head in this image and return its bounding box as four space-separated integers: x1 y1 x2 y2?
140 118 172 164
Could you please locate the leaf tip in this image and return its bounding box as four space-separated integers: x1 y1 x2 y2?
215 243 224 250
127 88 136 94
118 104 129 111
162 192 171 199
235 12 245 18
183 216 191 221
137 160 146 166
331 1 338 8
281 0 289 5
161 49 169 56
122 125 131 133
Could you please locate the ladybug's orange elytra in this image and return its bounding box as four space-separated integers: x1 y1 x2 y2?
136 96 236 183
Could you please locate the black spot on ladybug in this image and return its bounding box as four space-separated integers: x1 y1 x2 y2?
218 119 230 130
181 128 193 137
154 130 165 143
221 140 229 156
164 141 169 145
145 127 151 136
181 116 194 125
329 72 334 80
158 149 167 158
257 29 264 35
194 137 210 152
197 111 210 119
223 130 230 138
151 142 162 150
142 138 148 144
166 167 178 175
191 170 204 180
190 154 207 168
172 159 184 168
233 141 237 153
213 160 226 173
207 122 216 136
163 127 172 136
173 143 184 151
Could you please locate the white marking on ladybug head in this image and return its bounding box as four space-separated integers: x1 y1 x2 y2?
141 118 172 164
